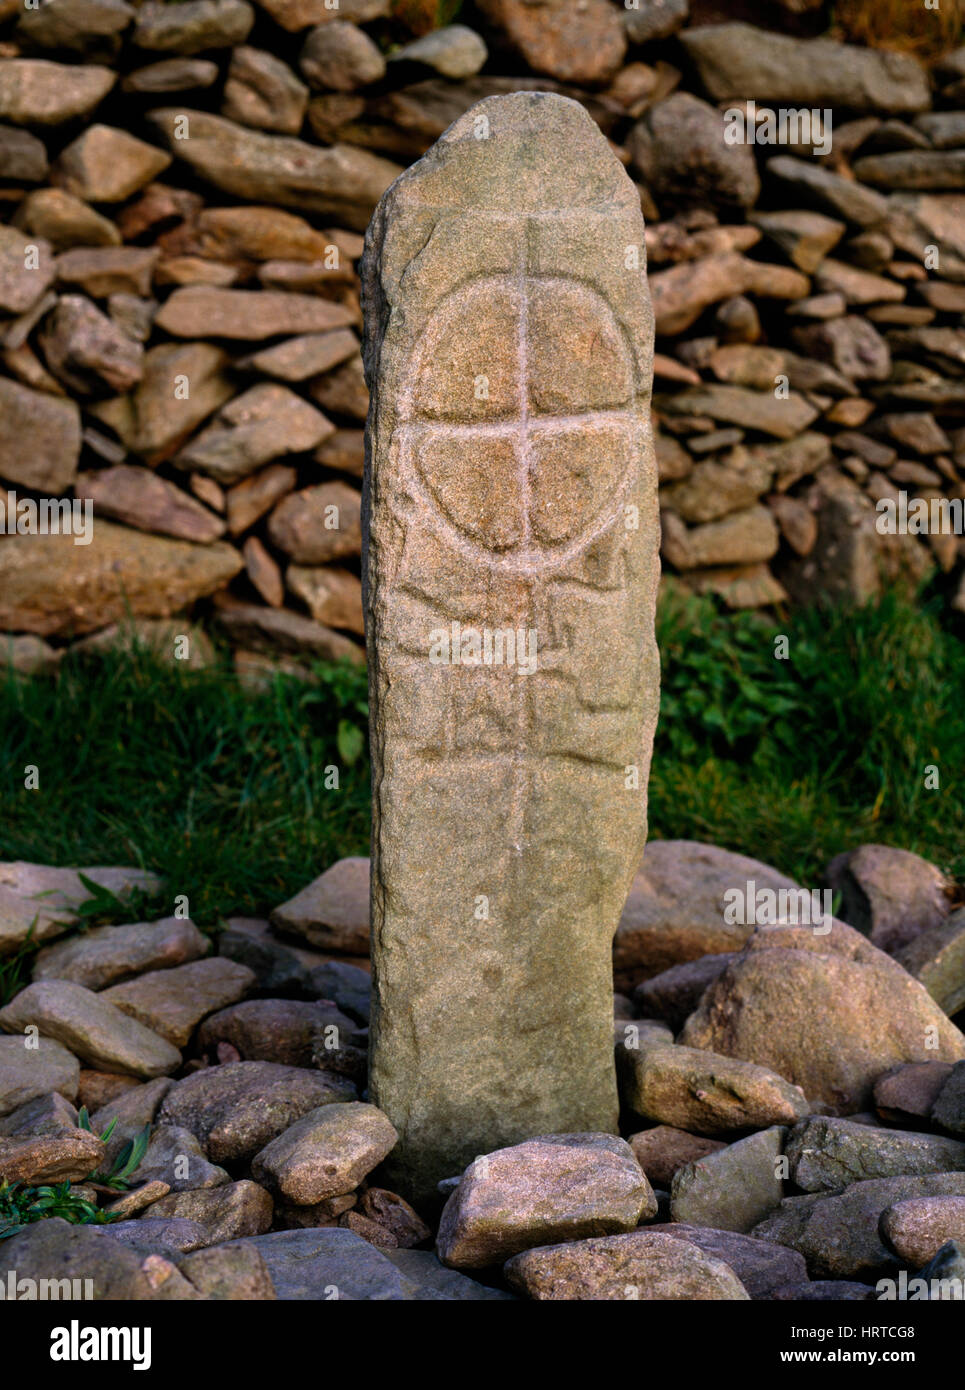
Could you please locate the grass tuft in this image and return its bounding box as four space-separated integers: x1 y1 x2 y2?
0 591 962 973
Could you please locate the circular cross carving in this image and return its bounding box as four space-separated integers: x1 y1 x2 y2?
396 273 641 573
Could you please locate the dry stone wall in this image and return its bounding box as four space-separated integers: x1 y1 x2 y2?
2 0 965 677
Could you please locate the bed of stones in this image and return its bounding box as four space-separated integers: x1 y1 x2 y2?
3 0 965 685
1 840 963 1299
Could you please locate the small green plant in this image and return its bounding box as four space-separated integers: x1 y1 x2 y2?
77 1109 151 1191
0 924 37 1007
0 1179 118 1241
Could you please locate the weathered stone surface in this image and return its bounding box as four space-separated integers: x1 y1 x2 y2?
54 125 171 202
41 294 143 395
270 859 369 955
100 1180 170 1220
56 247 158 300
786 1116 965 1191
614 840 805 989
390 25 488 81
629 94 759 211
670 1127 785 1232
826 844 952 955
251 1101 397 1204
628 1125 725 1188
197 999 352 1068
437 1134 654 1269
136 1125 230 1193
0 1129 104 1185
0 124 48 182
155 287 353 342
300 20 385 91
124 58 220 93
624 0 689 44
0 1219 199 1300
896 910 965 1019
176 1241 276 1299
649 253 809 336
213 601 364 665
0 521 242 638
226 1226 417 1300
633 953 733 1030
933 1063 965 1136
475 0 625 85
268 481 361 563
90 1075 171 1163
118 341 234 464
0 1091 78 1138
133 0 254 54
768 157 889 230
0 980 180 1078
241 329 358 384
225 465 295 536
362 91 660 1202
656 1224 807 1300
0 377 80 495
16 0 134 56
175 384 332 486
750 209 846 274
286 566 364 634
222 46 308 134
101 959 255 1047
74 619 215 670
680 923 965 1112
656 385 817 441
149 109 403 231
680 24 929 114
33 917 208 991
255 0 388 28
660 451 771 526
0 59 115 125
94 1217 207 1252
881 1197 965 1266
874 1063 955 1128
618 1039 808 1136
381 1247 515 1300
753 1173 965 1280
147 1181 273 1244
0 226 55 316
157 1060 356 1163
504 1230 749 1300
0 1036 79 1116
75 467 225 543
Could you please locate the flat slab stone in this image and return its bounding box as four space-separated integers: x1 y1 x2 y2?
225 1227 418 1300
0 1035 79 1115
362 89 659 1203
786 1116 965 1191
101 958 256 1046
504 1230 750 1300
269 857 369 954
33 917 208 991
0 980 181 1078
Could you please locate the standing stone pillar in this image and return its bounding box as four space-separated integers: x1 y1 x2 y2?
361 92 660 1202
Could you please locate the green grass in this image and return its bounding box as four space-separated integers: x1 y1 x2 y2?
1 589 963 964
